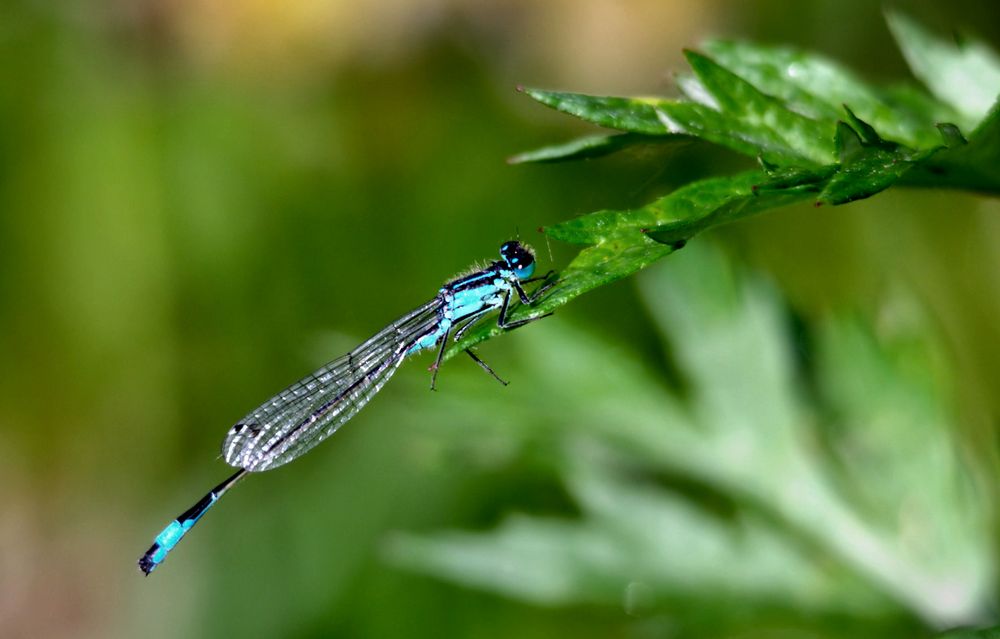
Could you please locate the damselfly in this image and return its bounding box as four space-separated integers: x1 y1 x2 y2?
138 241 554 575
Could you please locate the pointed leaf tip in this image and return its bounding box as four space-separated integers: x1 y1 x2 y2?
842 105 883 145
936 122 968 147
835 120 865 163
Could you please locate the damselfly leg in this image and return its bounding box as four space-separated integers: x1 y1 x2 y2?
446 270 557 385
463 348 508 385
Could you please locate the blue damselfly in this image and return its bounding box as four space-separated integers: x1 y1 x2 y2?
138 241 553 574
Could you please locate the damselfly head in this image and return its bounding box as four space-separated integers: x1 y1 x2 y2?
500 240 536 280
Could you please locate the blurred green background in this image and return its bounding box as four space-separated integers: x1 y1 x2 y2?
2 1 999 638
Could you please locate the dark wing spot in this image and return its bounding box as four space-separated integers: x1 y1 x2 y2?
231 423 261 437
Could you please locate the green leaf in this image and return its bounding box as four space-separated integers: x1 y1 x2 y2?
702 40 953 148
521 88 676 135
654 99 808 164
507 132 677 164
525 60 838 167
886 9 1000 125
682 49 835 165
545 171 760 245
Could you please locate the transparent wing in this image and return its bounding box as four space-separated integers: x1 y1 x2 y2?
223 298 443 472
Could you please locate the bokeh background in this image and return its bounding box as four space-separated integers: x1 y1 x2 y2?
2 1 1000 637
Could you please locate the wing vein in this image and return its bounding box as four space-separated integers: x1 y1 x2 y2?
222 298 443 471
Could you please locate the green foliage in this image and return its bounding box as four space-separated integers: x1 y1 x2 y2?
416 19 1000 627
886 10 1000 124
938 629 1000 639
394 244 994 635
447 11 1000 360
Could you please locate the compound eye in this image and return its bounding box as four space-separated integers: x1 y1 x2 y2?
499 240 535 278
512 249 536 280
